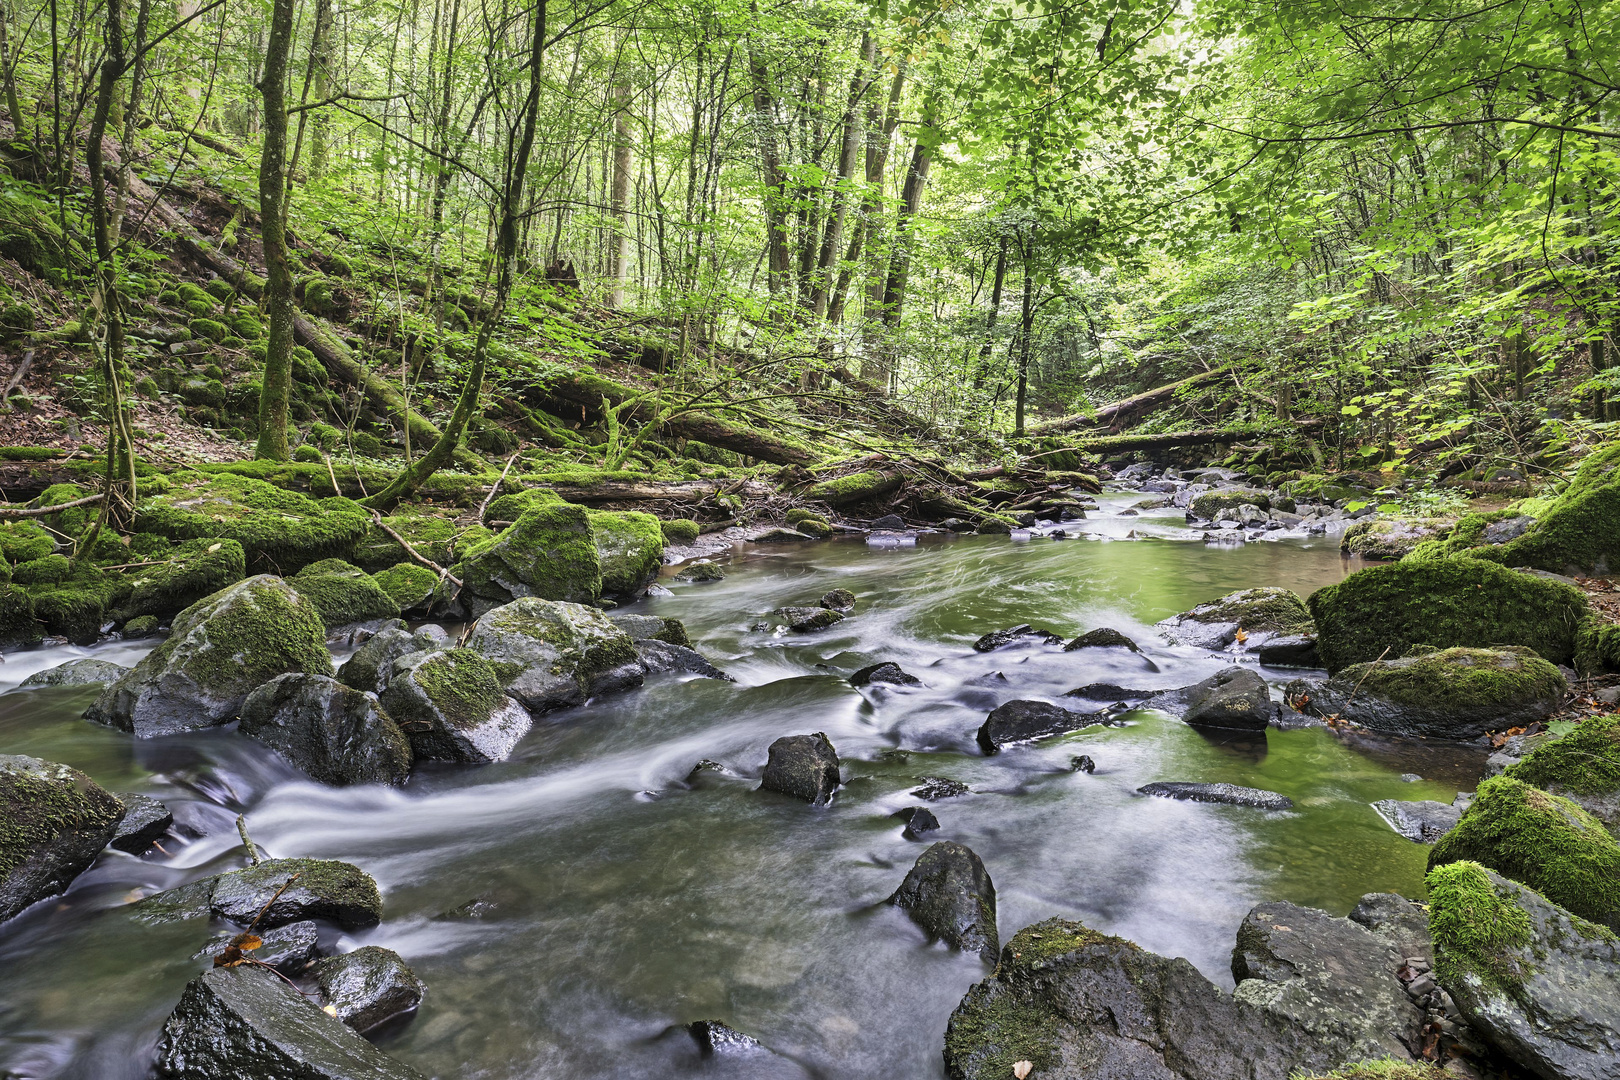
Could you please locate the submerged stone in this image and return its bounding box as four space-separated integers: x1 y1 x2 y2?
311 946 425 1033
977 699 1108 754
687 1020 765 1055
819 588 857 611
19 658 128 688
911 776 971 801
1372 799 1461 844
0 755 125 923
239 673 413 787
972 625 1063 652
1138 782 1293 810
889 841 998 962
759 733 841 805
850 661 922 688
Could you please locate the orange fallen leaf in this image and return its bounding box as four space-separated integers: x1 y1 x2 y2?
1234 629 1248 644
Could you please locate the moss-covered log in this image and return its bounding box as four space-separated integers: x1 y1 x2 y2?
1025 367 1231 436
1069 428 1266 452
542 478 776 505
801 469 906 507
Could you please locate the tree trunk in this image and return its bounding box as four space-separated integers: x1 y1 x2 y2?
253 0 296 462
974 235 1007 389
1013 250 1033 436
879 118 935 332
308 0 333 178
810 33 871 320
607 65 632 308
747 16 790 304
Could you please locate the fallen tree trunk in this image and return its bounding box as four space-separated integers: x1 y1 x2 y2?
544 478 777 504
1027 367 1231 437
800 468 906 506
1070 425 1315 453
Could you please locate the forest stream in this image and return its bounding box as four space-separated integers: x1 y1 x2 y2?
0 495 1493 1080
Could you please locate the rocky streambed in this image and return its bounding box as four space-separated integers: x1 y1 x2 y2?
1 487 1616 1080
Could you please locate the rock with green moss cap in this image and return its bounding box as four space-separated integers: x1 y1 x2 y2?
607 613 691 648
586 509 664 599
379 648 531 763
889 841 998 962
26 566 125 645
1341 517 1456 561
287 559 401 633
1156 586 1314 649
454 503 602 616
659 518 700 545
0 520 54 564
482 487 562 525
115 538 246 622
1300 646 1567 740
337 625 449 696
1428 775 1620 928
135 471 370 574
1427 861 1620 1080
1 755 125 923
136 856 383 929
371 563 438 616
465 599 642 712
85 575 333 737
240 674 412 787
0 584 37 648
1307 558 1590 673
352 511 491 573
1461 442 1620 577
1189 487 1272 519
1505 713 1620 834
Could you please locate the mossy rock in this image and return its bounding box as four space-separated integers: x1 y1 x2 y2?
175 282 214 308
482 487 562 525
0 521 53 564
1155 586 1314 649
178 376 226 409
379 648 532 764
1307 558 1590 673
25 566 124 645
134 471 370 574
85 575 333 737
659 518 700 545
287 559 400 631
1189 487 1271 519
229 314 263 340
1428 775 1620 928
0 584 39 647
0 754 127 924
351 511 489 574
0 302 34 342
1575 618 1620 675
465 598 640 712
303 277 340 316
188 317 228 343
455 503 602 616
1341 517 1456 561
1467 471 1620 577
1506 714 1620 833
34 483 97 536
115 538 247 623
12 554 71 585
372 562 438 615
202 279 236 303
783 508 823 528
1294 1062 1447 1080
122 614 161 639
586 510 664 599
293 444 324 463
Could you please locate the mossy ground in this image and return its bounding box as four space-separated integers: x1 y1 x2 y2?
1295 1059 1450 1080
135 471 370 573
115 537 246 621
1507 714 1620 797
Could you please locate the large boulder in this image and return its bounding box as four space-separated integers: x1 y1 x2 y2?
1 755 125 923
464 598 642 712
113 538 246 622
19 657 128 688
1156 587 1314 650
1298 647 1567 740
239 674 412 786
453 503 602 616
889 841 998 962
84 576 332 737
1181 667 1273 730
1464 442 1620 577
286 559 401 632
134 471 370 575
1428 775 1620 929
379 649 532 764
586 509 664 599
1340 517 1455 561
154 966 424 1079
1428 861 1620 1080
135 856 384 930
759 733 841 804
1504 713 1620 833
371 562 439 616
311 946 425 1033
1190 487 1272 519
337 625 449 695
977 699 1108 754
1306 559 1589 672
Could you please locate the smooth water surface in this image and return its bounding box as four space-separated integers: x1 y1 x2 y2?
0 500 1487 1079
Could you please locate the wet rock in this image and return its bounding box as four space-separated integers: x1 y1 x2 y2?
759 733 841 805
1341 516 1457 560
1372 799 1461 843
154 966 424 1079
1155 586 1314 650
1071 754 1096 773
1483 515 1535 545
889 841 998 962
0 755 125 922
849 661 922 688
749 527 814 543
609 613 692 647
587 509 665 600
1429 861 1620 1080
976 699 1108 754
337 626 447 695
380 649 532 764
240 674 413 787
311 946 426 1033
912 776 971 801
194 920 322 975
1190 487 1272 519
1348 892 1433 962
19 658 129 688
85 576 332 737
1182 667 1274 731
776 606 844 632
137 857 384 930
1063 682 1155 702
1300 647 1566 740
687 1020 765 1055
1138 782 1293 810
896 806 940 840
1501 712 1620 833
1062 627 1139 652
636 639 733 681
286 559 401 634
972 624 1063 652
1255 634 1321 668
467 598 643 712
869 514 906 530
819 588 857 612
109 792 173 854
453 503 602 615
676 561 726 582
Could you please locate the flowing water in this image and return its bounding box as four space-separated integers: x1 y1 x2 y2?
0 495 1488 1079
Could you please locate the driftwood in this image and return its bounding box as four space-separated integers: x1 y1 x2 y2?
1027 367 1232 437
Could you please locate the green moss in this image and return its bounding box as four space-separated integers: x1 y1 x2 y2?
116 537 246 621
373 562 438 612
1470 479 1620 576
1190 487 1271 518
303 277 339 315
203 279 236 303
1181 587 1315 635
784 508 824 527
1341 517 1456 560
178 376 225 408
587 510 664 597
13 554 71 585
1307 558 1590 672
293 444 324 463
123 614 160 638
352 510 489 573
140 575 333 695
411 649 505 732
456 503 602 609
0 521 53 564
0 303 34 341
1295 1061 1450 1080
287 559 400 629
659 518 701 545
802 469 903 507
133 471 370 573
26 569 124 644
1575 617 1620 675
1508 713 1620 798
1428 775 1620 925
1426 860 1535 991
188 317 228 342
1338 646 1566 712
0 757 124 902
0 584 38 646
229 314 263 340
35 483 97 535
0 447 65 462
483 487 562 525
175 282 213 307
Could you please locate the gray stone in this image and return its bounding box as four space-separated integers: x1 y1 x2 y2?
776 606 844 632
759 733 840 805
337 626 447 695
109 792 173 854
311 946 425 1033
635 639 733 681
19 658 129 688
1372 799 1461 843
466 598 643 713
240 673 413 787
136 857 383 930
912 776 971 801
1255 635 1321 668
609 612 691 646
897 806 940 839
1138 782 1293 810
194 920 322 975
380 649 532 764
154 966 424 1079
1182 667 1274 731
687 1020 765 1055
1346 892 1433 962
1483 515 1535 544
870 514 906 530
749 527 814 543
850 661 922 688
977 699 1108 754
973 625 1063 652
1063 628 1139 652
819 588 857 612
889 841 997 962
0 755 125 922
675 562 725 582
1155 587 1314 650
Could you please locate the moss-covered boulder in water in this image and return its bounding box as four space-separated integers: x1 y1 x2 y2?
1299 647 1566 740
586 510 664 598
372 562 438 615
1155 586 1314 649
0 583 36 647
464 598 641 712
454 503 601 616
1 755 125 923
137 857 383 930
1341 517 1456 560
25 566 125 645
1427 862 1620 1080
1189 487 1271 519
239 673 412 787
85 575 333 737
379 648 532 763
659 518 700 545
1505 713 1620 833
1427 775 1620 928
337 625 449 695
287 559 400 631
1307 559 1589 673
115 538 245 622
134 471 370 574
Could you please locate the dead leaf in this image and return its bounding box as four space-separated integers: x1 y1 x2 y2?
207 542 221 552
1234 628 1248 644
1013 1062 1034 1079
323 1004 339 1018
